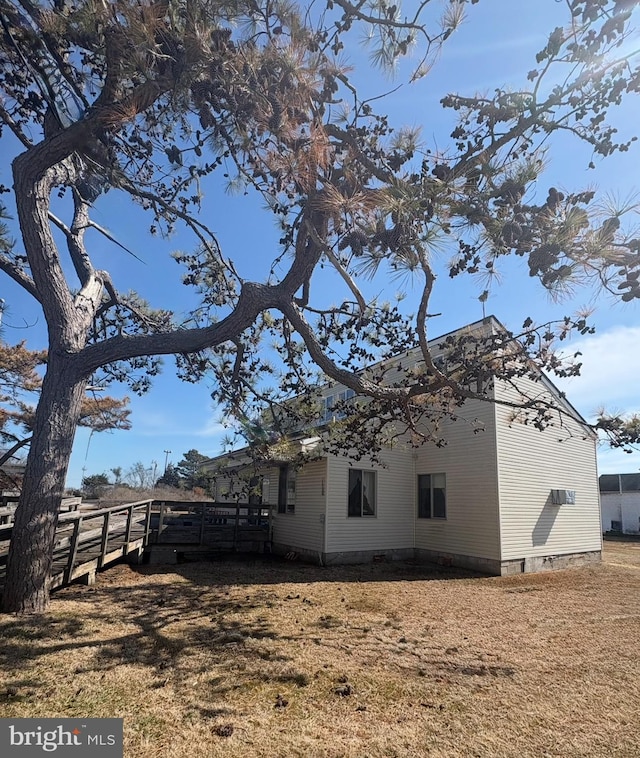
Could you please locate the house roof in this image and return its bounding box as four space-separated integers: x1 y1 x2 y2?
203 314 594 466
203 436 321 472
357 313 591 435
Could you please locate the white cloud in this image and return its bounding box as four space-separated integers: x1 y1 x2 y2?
130 407 226 439
554 325 640 418
554 325 640 475
191 418 227 438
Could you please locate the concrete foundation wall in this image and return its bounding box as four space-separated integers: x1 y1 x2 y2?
301 546 602 574
414 547 501 575
270 541 324 565
322 548 415 566
521 550 601 573
272 542 414 566
272 542 602 575
414 547 600 576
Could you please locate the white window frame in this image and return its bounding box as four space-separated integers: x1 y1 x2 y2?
417 473 447 519
321 389 356 423
348 468 376 517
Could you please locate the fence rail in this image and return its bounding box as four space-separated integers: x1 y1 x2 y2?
0 499 153 594
0 498 271 598
153 500 271 549
0 495 81 524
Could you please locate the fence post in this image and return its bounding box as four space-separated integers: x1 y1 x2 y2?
145 501 152 543
157 501 166 541
64 517 82 583
199 502 206 545
124 503 133 545
99 511 111 568
233 502 239 550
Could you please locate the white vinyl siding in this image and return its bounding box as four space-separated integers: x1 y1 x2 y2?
202 318 601 570
258 466 280 506
414 397 501 561
494 376 601 560
325 447 414 553
211 473 249 502
271 459 327 553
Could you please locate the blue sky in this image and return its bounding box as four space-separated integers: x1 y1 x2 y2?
1 0 640 486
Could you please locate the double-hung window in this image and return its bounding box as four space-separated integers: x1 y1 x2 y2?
348 469 376 517
417 473 446 519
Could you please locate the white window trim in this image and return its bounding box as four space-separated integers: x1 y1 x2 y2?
348 468 377 518
417 473 447 520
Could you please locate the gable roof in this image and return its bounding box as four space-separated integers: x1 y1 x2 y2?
203 314 594 467
362 313 592 435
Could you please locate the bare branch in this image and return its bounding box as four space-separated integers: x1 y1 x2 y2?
0 253 40 301
0 103 32 148
0 436 31 468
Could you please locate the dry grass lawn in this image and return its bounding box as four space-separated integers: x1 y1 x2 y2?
1 541 639 757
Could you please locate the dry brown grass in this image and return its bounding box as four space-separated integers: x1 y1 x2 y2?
91 485 209 506
1 542 640 758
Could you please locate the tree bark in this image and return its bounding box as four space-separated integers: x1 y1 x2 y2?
2 354 85 614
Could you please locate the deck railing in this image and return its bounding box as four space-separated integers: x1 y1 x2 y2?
0 498 271 596
0 499 153 591
0 495 82 524
153 500 271 547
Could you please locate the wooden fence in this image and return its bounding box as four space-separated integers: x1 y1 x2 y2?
0 499 271 596
0 495 81 524
154 500 271 551
0 499 152 592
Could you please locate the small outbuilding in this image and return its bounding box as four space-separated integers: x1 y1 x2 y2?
599 473 640 535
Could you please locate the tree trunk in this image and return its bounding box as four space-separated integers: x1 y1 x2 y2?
2 355 85 614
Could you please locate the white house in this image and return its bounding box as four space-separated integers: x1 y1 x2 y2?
599 474 640 535
204 317 602 575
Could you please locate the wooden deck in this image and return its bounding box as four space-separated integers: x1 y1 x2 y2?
0 499 271 598
0 499 153 596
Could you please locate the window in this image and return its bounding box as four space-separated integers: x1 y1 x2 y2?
321 389 356 423
417 474 446 519
278 465 296 514
348 469 376 517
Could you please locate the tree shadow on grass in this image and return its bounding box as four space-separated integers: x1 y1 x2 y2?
0 573 289 718
0 555 506 721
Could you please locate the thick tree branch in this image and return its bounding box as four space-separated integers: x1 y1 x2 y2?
281 299 408 401
48 195 94 286
78 281 277 374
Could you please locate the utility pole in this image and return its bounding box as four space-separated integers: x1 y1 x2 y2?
163 450 171 474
